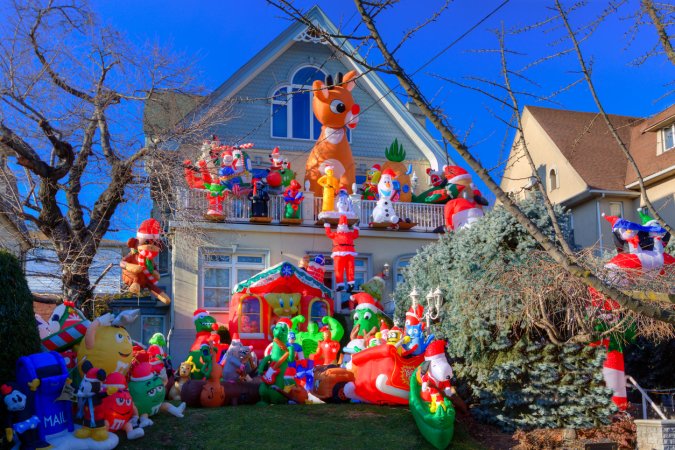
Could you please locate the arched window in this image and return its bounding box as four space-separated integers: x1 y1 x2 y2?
271 66 325 140
239 295 262 335
309 298 329 328
549 168 558 191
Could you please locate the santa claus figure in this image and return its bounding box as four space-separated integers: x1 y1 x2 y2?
590 213 673 410
120 219 171 304
417 340 455 413
372 169 399 224
324 215 359 292
442 166 488 232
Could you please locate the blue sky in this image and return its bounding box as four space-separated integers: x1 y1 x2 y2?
92 0 673 231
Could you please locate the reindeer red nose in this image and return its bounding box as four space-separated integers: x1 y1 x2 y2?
351 104 360 114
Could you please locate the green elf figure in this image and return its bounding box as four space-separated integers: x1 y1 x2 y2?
258 319 295 404
185 309 218 379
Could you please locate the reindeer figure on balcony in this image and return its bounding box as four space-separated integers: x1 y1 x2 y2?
305 71 360 197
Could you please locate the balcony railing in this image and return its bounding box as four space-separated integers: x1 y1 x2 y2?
174 187 445 232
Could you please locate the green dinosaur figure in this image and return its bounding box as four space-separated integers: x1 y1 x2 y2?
409 366 455 449
258 321 295 404
291 315 343 356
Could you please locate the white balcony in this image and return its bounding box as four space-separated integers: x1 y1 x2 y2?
174 187 445 232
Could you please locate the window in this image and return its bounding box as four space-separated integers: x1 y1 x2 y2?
271 66 352 142
309 298 330 328
239 295 263 336
609 202 623 218
395 255 414 286
548 168 558 191
662 124 675 153
141 316 165 345
200 251 266 311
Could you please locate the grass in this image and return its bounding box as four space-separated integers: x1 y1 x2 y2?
119 403 486 450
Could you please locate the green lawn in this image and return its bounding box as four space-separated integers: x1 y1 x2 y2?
120 403 485 450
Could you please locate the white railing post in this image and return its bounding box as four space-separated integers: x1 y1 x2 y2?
302 191 315 225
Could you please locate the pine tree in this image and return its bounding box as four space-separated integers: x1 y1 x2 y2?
394 195 616 432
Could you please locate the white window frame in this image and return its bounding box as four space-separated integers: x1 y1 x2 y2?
548 166 559 192
199 248 268 312
608 201 624 218
394 254 415 288
662 123 675 154
269 66 352 142
141 315 166 345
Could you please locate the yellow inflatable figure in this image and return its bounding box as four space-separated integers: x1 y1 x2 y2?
77 310 138 376
317 165 339 213
264 293 301 318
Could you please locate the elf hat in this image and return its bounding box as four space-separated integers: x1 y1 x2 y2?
405 303 425 326
137 219 161 241
193 309 210 322
130 362 155 382
381 168 396 179
443 166 471 184
424 340 447 361
351 293 383 313
104 372 128 391
277 318 292 329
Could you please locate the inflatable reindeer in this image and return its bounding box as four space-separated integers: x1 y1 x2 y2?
305 71 360 196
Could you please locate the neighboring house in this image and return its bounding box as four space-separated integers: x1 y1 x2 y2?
146 6 451 361
0 148 31 260
501 104 675 251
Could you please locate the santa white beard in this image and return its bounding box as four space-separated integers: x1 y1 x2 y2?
337 225 349 233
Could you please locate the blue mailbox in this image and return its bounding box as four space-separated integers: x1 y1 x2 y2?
16 351 73 440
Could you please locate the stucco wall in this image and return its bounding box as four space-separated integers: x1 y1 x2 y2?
644 177 675 227
168 222 437 361
501 109 588 203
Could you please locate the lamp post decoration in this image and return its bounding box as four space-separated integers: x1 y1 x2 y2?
409 286 444 330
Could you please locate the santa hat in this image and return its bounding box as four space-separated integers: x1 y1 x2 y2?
84 366 105 383
405 303 425 327
276 318 292 329
271 147 280 157
379 319 390 334
370 164 381 172
231 333 240 342
320 326 330 333
424 340 447 361
130 362 155 382
444 166 471 184
104 372 127 391
389 325 402 334
137 219 161 241
351 293 383 313
381 168 396 179
338 215 349 228
193 309 210 323
148 344 163 359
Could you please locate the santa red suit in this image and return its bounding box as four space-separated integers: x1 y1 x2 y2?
442 166 486 231
324 215 359 292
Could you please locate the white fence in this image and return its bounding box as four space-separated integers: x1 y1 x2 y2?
175 187 445 232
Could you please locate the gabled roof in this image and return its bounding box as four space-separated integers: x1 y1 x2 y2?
186 5 448 169
625 103 675 185
526 105 640 191
233 261 332 298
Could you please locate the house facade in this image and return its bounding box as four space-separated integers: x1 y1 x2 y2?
148 6 451 361
501 105 675 251
0 147 31 260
